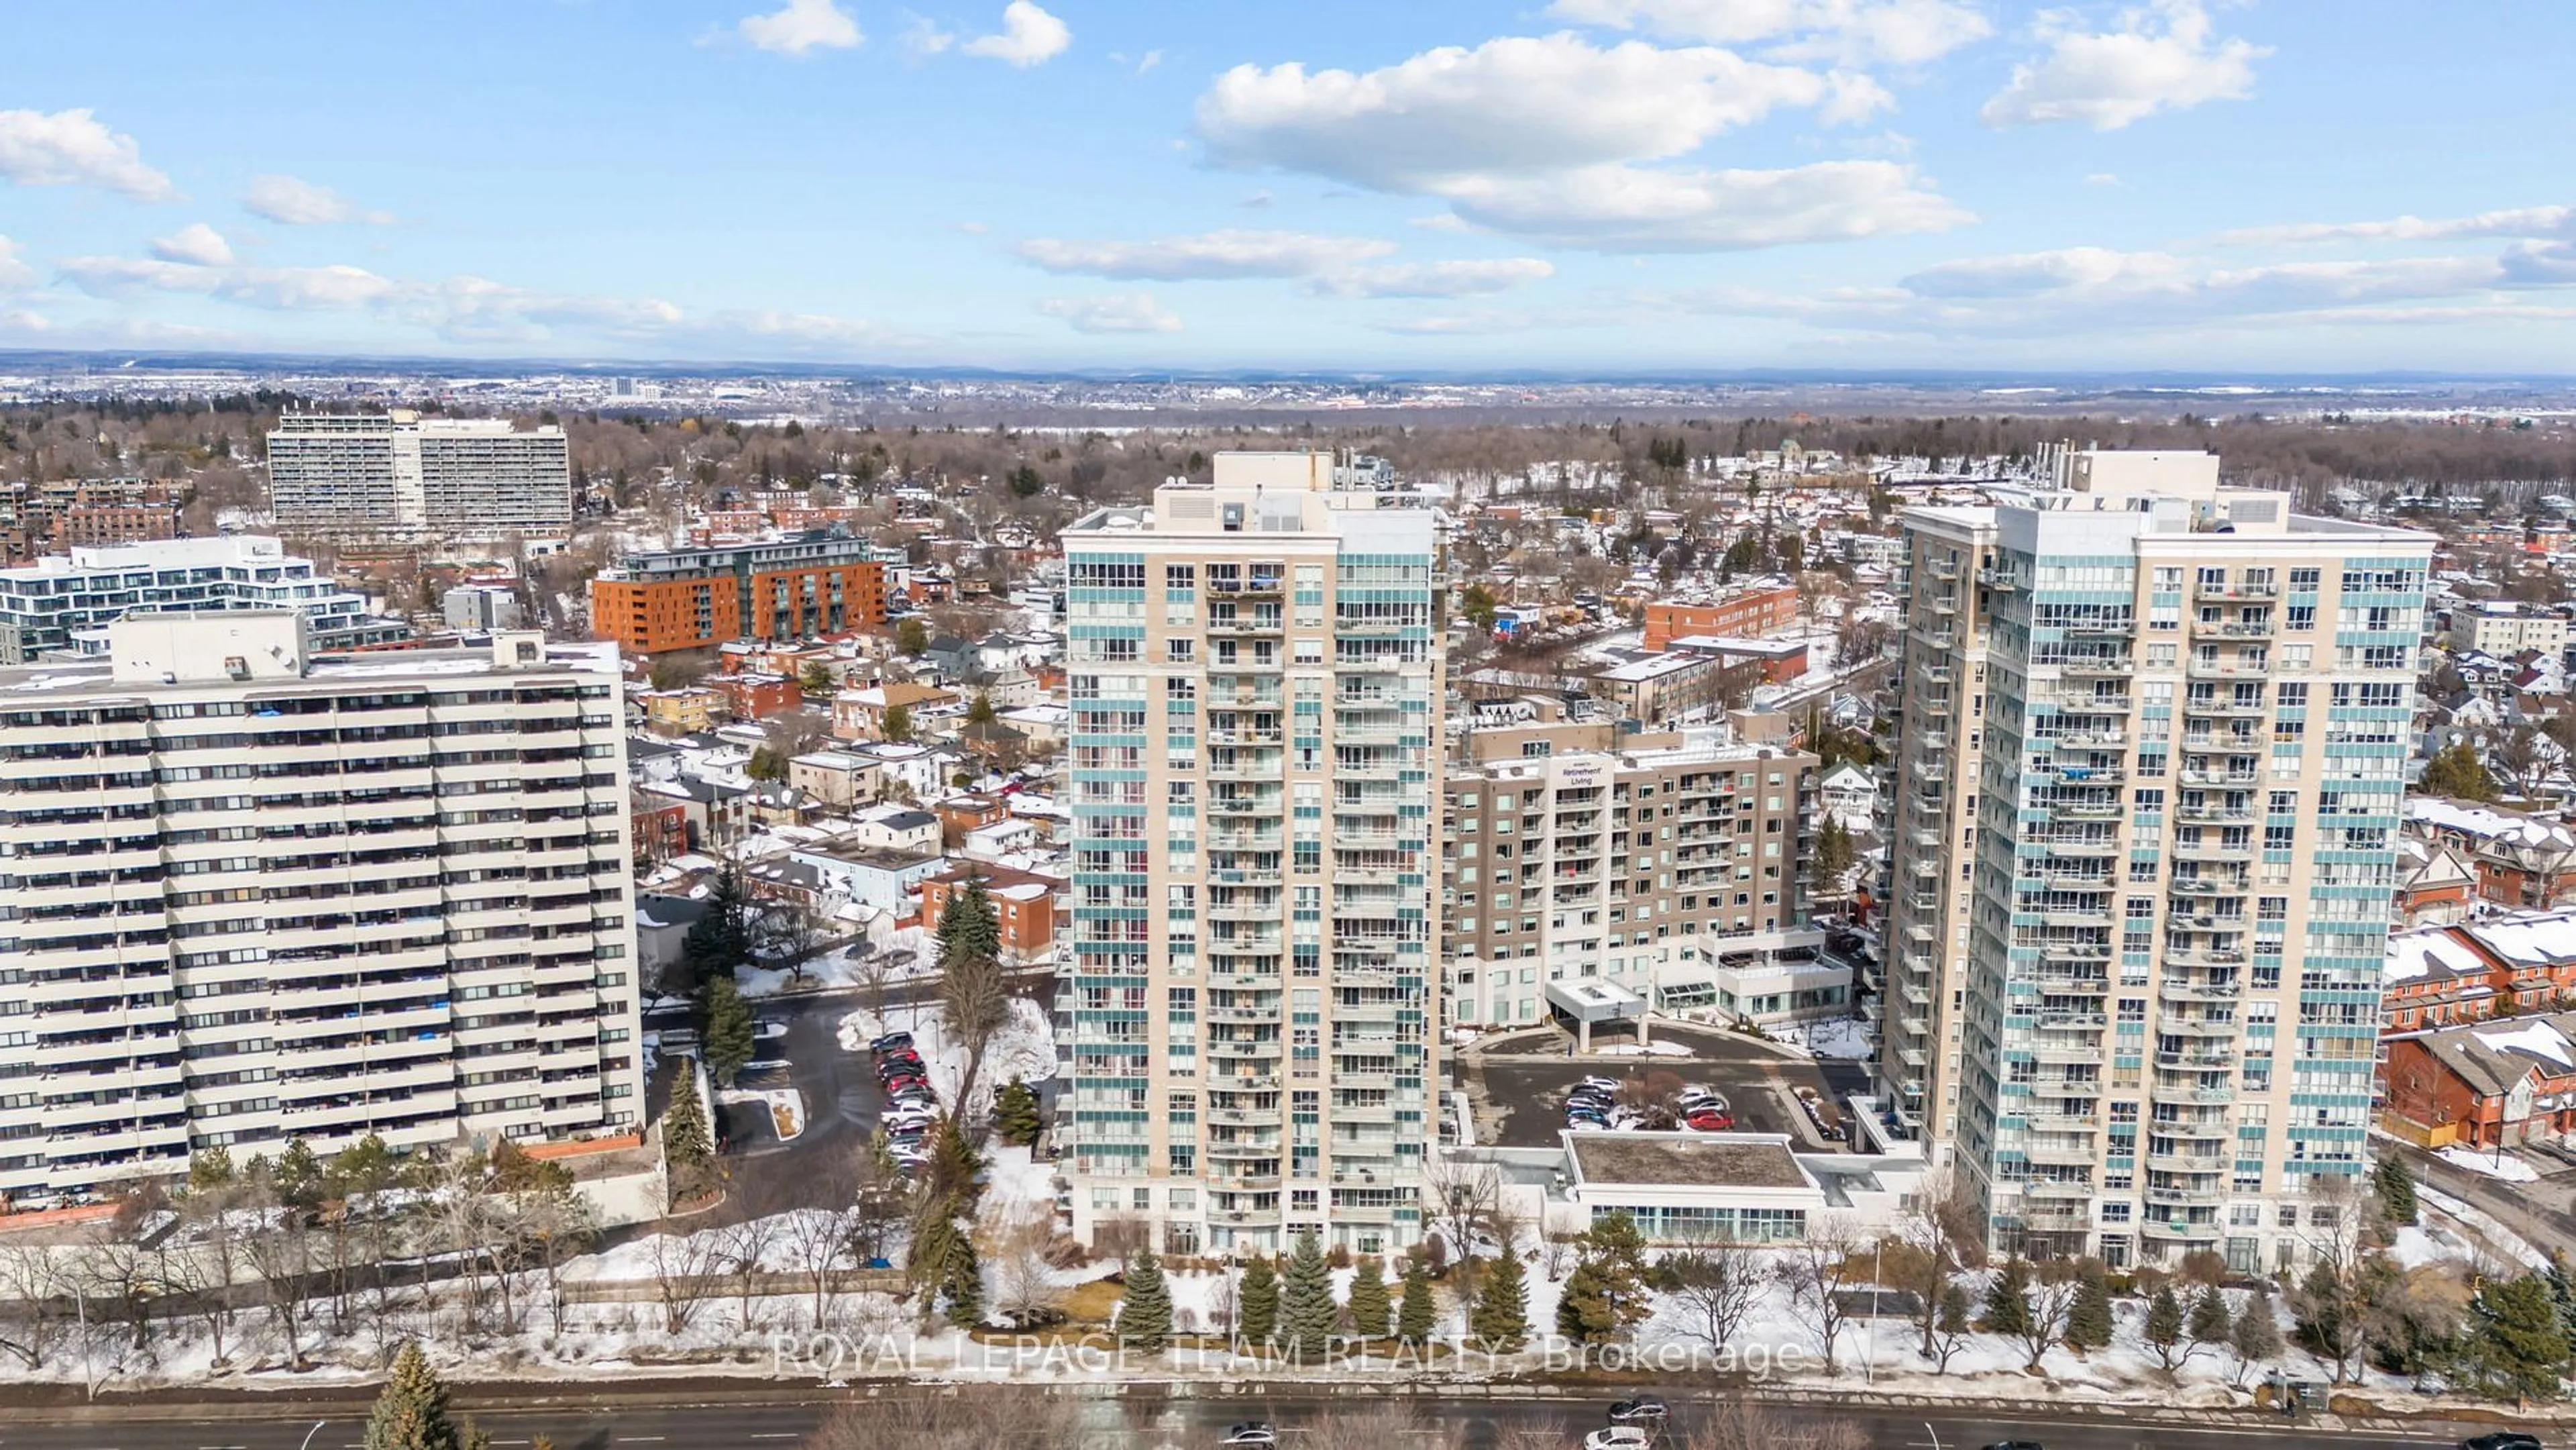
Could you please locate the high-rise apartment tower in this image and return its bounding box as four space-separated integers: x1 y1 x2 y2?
1057 453 1441 1255
1878 450 2432 1272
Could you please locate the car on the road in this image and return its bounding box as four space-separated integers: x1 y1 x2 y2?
1606 1396 1667 1425
1582 1429 1652 1450
2460 1435 2544 1450
1219 1423 1278 1447
1978 1441 2044 1450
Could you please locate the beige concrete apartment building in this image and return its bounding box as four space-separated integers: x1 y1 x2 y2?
1443 720 1826 1031
1877 450 2433 1272
0 612 643 1205
1058 454 1442 1255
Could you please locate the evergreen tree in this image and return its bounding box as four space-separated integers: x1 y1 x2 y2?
2188 1285 2233 1347
1936 1283 1974 1350
968 692 996 725
678 866 753 990
190 1144 235 1191
2546 1253 2576 1351
700 975 756 1088
939 1225 983 1328
2145 1285 2186 1370
1980 1257 2033 1336
1576 1211 1654 1333
1813 815 1856 883
992 1077 1042 1147
1237 1258 1279 1345
2065 1261 2114 1351
272 1137 325 1212
881 703 914 742
364 1342 461 1450
897 618 930 656
1346 1255 1391 1341
1396 1257 1438 1344
927 1117 986 1211
2473 1271 2570 1402
1279 1230 1338 1361
1470 1248 1529 1351
1556 1261 1615 1344
798 662 836 700
936 875 1002 971
2231 1292 2284 1374
660 1071 716 1202
2421 740 2499 802
1117 1248 1173 1354
2375 1154 2420 1227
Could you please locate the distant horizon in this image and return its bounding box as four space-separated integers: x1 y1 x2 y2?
6 346 2576 393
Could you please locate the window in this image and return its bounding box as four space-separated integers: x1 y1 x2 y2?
2289 567 2319 590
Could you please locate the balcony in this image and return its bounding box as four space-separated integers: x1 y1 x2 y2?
2184 658 2263 679
2141 1219 2224 1242
2157 976 2243 1002
2192 617 2276 639
2055 657 2135 678
2196 580 2278 601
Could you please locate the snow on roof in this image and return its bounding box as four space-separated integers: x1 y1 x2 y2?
2467 912 2576 966
2386 927 2492 983
2410 796 2576 849
2472 1019 2576 1070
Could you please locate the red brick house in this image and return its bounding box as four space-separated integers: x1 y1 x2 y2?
710 670 800 721
920 862 1062 964
2385 1011 2576 1149
631 790 690 867
2382 911 2576 1032
2408 798 2576 911
2395 835 2478 927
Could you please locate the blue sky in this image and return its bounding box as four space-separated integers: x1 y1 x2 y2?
1 0 2571 372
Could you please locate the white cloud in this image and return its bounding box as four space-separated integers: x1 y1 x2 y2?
60 256 402 311
1982 0 2267 131
1440 158 1970 252
735 0 863 56
1312 258 1556 299
1409 214 1473 232
901 12 956 58
149 223 233 267
244 174 394 226
1198 35 1833 192
963 2 1071 68
1193 33 1957 252
1374 309 1554 335
0 107 174 201
0 237 34 291
2084 172 2123 187
1548 0 1993 66
1136 49 1164 74
2219 205 2576 247
0 309 47 333
1038 293 1182 333
1016 229 1398 280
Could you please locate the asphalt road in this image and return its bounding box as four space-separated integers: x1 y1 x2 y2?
0 1388 2518 1450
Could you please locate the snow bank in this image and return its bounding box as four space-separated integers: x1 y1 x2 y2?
837 994 1055 1115
2437 1144 2540 1182
1774 1015 1874 1061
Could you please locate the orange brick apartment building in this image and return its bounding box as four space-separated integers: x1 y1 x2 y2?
590 534 889 654
1641 581 1801 650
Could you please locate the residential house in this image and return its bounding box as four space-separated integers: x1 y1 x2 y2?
635 774 750 852
790 839 948 913
920 862 1061 963
832 680 959 742
2383 1011 2576 1149
2395 836 2479 927
710 670 800 721
934 792 1010 847
789 749 881 809
632 789 690 867
2408 798 2576 910
642 686 720 736
845 803 942 854
1818 762 1876 833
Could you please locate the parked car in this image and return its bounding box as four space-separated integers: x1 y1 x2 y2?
1220 1424 1278 1447
1978 1441 2045 1450
2460 1436 2544 1450
1678 1090 1726 1114
869 1033 914 1054
1578 1076 1623 1093
1583 1429 1652 1450
1685 1109 1731 1132
1606 1396 1667 1425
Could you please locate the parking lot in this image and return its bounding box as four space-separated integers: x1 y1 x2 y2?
1459 1021 1859 1151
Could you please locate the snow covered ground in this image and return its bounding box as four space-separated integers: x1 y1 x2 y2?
837 994 1055 1116
739 927 945 1000
1596 1041 1693 1057
1772 1015 1874 1061
2436 1144 2540 1182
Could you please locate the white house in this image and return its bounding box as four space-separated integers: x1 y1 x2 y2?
846 802 943 854
1819 762 1876 833
790 840 949 913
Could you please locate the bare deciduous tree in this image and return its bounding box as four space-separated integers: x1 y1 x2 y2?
1663 1238 1764 1355
1895 1166 1984 1361
0 1241 72 1369
992 1219 1066 1330
1774 1214 1867 1374
803 1387 1091 1449
647 1221 725 1336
